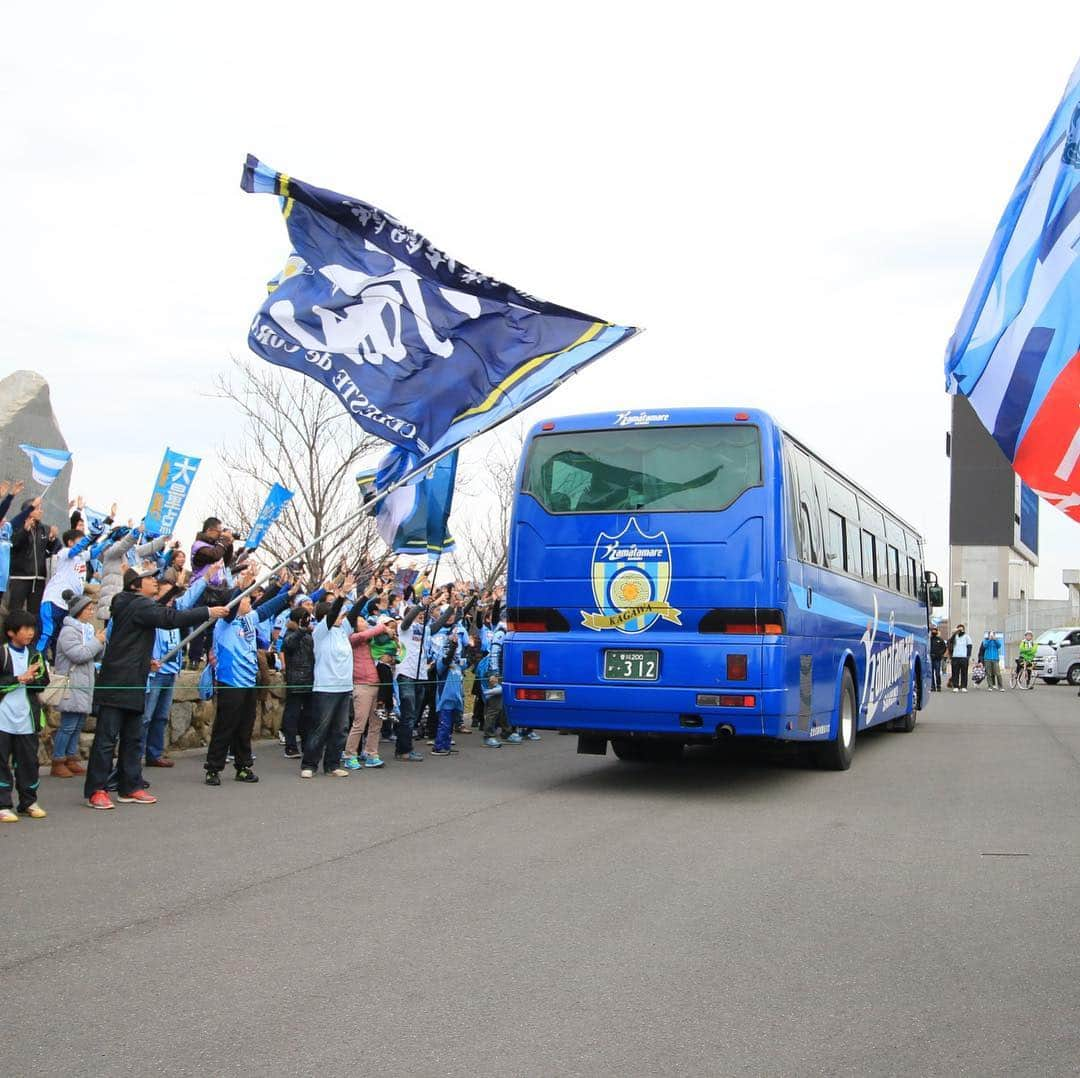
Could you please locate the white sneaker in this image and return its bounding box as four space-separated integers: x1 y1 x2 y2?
300 769 314 779
329 768 350 778
952 688 959 693
961 688 968 692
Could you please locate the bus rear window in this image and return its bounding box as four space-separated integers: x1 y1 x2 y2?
521 425 762 514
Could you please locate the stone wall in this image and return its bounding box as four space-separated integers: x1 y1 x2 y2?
37 669 287 763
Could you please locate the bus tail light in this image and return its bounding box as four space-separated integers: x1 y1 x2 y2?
727 654 748 680
697 694 757 708
515 688 565 702
522 651 540 676
507 607 570 632
698 609 785 635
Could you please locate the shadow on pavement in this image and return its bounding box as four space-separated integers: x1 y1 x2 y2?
552 724 899 799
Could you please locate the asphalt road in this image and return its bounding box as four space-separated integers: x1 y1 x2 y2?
3 685 1080 1077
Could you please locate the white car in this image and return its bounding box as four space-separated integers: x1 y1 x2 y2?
1034 627 1080 684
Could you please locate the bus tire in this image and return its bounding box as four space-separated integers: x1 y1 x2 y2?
611 738 645 762
815 669 857 770
891 666 919 733
611 738 683 764
644 739 684 764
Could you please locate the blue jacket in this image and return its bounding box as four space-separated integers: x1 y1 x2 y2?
152 577 209 677
213 590 293 688
982 636 1003 662
0 522 11 594
434 637 466 711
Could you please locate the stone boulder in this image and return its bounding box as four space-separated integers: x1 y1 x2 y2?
0 371 71 528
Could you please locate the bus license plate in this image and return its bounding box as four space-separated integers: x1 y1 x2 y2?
604 650 659 681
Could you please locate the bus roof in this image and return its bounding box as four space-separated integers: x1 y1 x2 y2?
525 406 924 543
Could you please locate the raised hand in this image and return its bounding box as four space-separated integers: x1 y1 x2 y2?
12 480 24 496
208 606 231 619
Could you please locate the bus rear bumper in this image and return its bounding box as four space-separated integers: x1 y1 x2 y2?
503 686 789 739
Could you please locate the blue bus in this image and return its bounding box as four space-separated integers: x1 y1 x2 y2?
501 407 942 768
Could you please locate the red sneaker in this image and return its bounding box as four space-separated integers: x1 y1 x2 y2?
87 790 115 810
117 789 158 805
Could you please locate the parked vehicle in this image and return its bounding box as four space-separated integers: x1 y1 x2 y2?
1034 627 1080 684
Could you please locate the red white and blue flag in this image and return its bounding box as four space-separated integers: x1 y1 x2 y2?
946 60 1080 519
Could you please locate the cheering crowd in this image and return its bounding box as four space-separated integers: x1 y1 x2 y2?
0 479 523 822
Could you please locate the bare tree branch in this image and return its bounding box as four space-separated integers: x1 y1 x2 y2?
211 356 383 585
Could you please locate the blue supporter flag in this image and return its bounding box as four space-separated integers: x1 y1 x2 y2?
241 155 638 468
244 482 294 550
144 449 201 537
358 450 458 558
19 444 71 488
946 60 1080 519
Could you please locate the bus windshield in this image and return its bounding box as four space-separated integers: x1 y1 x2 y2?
521 424 762 514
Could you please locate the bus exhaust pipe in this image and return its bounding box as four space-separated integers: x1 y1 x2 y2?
717 724 736 737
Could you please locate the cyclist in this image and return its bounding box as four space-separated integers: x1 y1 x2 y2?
1015 631 1037 689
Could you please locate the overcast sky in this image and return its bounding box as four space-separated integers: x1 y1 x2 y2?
3 2 1079 602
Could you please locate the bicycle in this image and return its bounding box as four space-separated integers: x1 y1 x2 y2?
1009 660 1036 690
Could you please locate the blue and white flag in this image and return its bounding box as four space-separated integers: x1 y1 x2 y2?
244 482 294 550
946 60 1080 519
358 450 458 557
19 444 71 488
144 448 201 537
241 155 637 470
82 507 110 534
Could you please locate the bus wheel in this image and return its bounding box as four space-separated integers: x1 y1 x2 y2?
611 738 645 762
815 670 856 770
611 738 683 763
891 668 919 733
644 740 684 764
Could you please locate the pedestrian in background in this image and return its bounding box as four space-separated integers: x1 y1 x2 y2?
983 631 1004 692
948 623 974 693
929 627 946 692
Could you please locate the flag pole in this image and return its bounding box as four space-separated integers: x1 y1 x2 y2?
160 339 635 665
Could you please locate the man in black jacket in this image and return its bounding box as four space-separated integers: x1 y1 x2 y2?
929 627 947 691
281 606 315 758
84 569 228 809
7 498 62 616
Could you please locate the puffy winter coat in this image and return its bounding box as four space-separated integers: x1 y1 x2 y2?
282 626 315 695
95 590 210 712
54 616 104 713
96 533 168 621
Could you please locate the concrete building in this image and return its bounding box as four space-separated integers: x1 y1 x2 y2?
948 396 1041 655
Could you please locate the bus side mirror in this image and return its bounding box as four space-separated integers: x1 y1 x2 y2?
927 585 944 609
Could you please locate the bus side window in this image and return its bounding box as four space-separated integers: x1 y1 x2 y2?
906 556 916 596
826 510 846 573
861 530 877 582
887 545 901 592
793 448 822 565
784 442 812 563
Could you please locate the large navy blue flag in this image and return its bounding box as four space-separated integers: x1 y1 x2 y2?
241 155 637 463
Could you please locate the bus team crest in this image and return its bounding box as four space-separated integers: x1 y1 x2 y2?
582 518 682 633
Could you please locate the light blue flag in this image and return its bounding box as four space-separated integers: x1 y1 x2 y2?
144 448 201 537
358 450 458 557
19 444 71 488
244 483 295 550
945 59 1080 520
